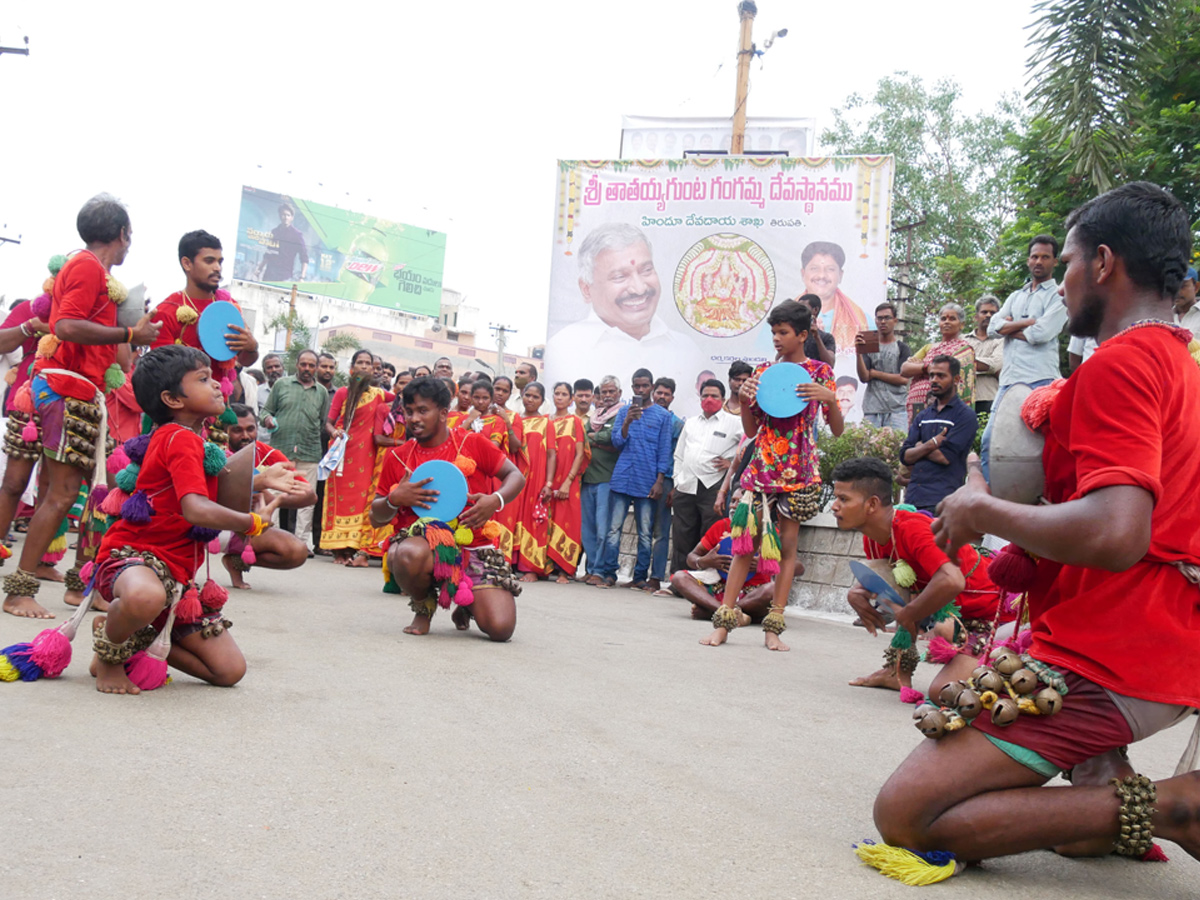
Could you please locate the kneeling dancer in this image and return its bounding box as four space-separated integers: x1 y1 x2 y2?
91 346 280 694
670 509 775 625
857 183 1200 883
371 376 525 641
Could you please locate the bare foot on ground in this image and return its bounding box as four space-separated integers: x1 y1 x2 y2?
555 574 569 584
35 565 64 582
222 555 250 590
451 606 471 631
700 627 728 647
849 666 903 690
403 613 431 635
95 657 140 694
64 589 108 611
764 631 790 652
521 572 539 583
3 594 54 619
348 552 370 568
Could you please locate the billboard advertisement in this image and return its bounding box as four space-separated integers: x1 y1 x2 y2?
620 115 815 159
233 185 447 316
543 156 894 418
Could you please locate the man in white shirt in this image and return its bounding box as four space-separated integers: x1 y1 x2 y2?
545 222 705 414
669 378 743 574
507 362 538 413
1174 266 1198 333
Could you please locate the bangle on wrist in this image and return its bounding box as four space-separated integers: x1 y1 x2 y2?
493 491 505 511
245 512 271 538
126 326 134 344
19 322 30 338
385 495 401 511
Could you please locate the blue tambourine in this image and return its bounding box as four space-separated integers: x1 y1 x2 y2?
716 536 756 582
755 362 813 418
409 459 468 522
197 301 246 362
849 560 908 608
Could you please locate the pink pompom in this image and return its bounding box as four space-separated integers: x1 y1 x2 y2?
107 446 131 472
79 561 95 583
125 652 169 691
21 419 39 443
176 586 202 624
899 687 925 704
199 578 228 611
219 376 234 399
100 487 130 516
730 533 754 556
12 384 33 414
89 485 109 508
241 544 256 566
207 537 222 555
988 543 1038 593
29 628 72 678
1140 843 1169 862
455 576 475 607
925 635 962 665
31 293 52 320
756 556 780 577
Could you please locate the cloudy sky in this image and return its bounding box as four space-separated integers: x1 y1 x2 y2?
0 0 1031 354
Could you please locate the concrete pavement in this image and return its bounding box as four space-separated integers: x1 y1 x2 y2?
2 553 1196 899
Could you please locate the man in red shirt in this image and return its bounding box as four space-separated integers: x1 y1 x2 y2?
861 183 1200 875
3 195 161 620
669 512 775 624
222 403 314 589
830 457 1008 695
370 377 525 641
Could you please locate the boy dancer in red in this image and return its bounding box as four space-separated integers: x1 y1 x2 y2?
371 377 525 641
91 346 281 694
862 183 1200 876
701 300 843 651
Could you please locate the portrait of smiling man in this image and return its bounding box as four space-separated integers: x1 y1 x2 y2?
545 222 703 408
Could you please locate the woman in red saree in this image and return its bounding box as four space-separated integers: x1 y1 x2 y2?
547 382 590 582
490 377 526 563
514 382 554 581
322 349 397 566
460 378 522 561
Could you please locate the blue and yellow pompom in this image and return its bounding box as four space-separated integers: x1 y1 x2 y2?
853 841 959 885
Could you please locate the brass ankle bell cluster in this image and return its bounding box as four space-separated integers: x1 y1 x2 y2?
913 647 1066 739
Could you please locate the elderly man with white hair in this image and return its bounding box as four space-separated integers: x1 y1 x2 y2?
545 222 705 415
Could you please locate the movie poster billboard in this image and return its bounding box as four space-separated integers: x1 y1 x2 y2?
543 156 894 418
233 185 447 316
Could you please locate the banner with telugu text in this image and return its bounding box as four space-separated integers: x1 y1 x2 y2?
543 156 894 418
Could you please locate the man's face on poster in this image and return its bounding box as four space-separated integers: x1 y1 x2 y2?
579 241 661 340
801 253 843 305
280 208 294 227
836 383 856 416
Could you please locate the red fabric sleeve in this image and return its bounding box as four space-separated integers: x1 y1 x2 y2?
699 518 730 552
376 448 404 497
465 431 506 479
162 429 210 500
150 300 182 349
51 257 107 327
328 387 347 425
1065 345 1163 504
894 512 954 583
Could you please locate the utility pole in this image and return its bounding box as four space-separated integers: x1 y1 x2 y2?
0 35 30 57
489 323 516 378
730 0 757 155
285 284 297 349
888 219 925 338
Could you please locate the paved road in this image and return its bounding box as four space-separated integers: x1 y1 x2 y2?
2 553 1196 899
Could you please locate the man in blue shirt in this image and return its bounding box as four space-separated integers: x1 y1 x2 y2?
900 355 979 513
608 368 674 589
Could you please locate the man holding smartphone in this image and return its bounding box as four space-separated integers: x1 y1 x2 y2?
856 301 911 431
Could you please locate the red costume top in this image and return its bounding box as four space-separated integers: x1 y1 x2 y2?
151 289 243 384
38 252 116 400
100 424 217 583
1029 323 1200 706
863 509 1005 620
700 518 770 588
376 427 506 548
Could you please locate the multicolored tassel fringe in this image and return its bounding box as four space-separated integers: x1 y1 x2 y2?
853 841 959 885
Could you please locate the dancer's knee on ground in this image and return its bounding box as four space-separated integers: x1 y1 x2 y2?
873 779 936 851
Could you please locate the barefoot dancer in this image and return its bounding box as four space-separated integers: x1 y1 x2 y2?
91 346 281 695
3 195 162 620
371 376 525 641
829 457 1009 695
700 300 843 651
669 509 775 626
222 403 314 589
860 183 1200 881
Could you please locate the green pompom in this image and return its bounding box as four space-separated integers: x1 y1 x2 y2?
893 559 917 588
731 497 750 529
218 405 238 426
114 464 140 493
889 628 913 650
382 580 401 594
48 254 68 276
203 441 228 476
932 602 960 623
104 363 126 392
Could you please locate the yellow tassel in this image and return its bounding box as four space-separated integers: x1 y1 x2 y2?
46 534 67 555
106 275 127 304
1188 338 1200 368
893 559 917 588
381 550 391 584
854 843 959 885
0 655 19 682
177 306 199 326
454 526 473 546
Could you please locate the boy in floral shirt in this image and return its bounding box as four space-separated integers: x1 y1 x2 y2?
701 300 843 650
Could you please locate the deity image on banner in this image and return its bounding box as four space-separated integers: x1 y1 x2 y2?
673 233 776 338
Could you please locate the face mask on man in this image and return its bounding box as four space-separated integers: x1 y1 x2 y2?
700 397 723 416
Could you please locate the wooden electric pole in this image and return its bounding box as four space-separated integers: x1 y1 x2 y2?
730 1 757 155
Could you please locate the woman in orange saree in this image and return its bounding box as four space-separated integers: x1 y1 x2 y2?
514 382 555 581
547 382 590 583
322 349 397 567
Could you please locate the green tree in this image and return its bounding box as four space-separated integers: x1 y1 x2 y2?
821 74 1023 338
265 310 313 374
